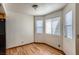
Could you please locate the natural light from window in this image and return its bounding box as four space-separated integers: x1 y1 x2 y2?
45 17 60 35
45 19 52 34
65 10 72 39
35 20 43 33
52 17 60 35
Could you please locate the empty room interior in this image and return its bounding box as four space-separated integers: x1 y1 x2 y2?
0 3 79 55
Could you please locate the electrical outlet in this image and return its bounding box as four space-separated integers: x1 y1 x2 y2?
58 45 60 47
21 41 24 43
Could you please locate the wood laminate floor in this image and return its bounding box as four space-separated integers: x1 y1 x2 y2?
6 43 64 55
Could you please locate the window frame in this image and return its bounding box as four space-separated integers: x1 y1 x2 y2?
45 17 61 36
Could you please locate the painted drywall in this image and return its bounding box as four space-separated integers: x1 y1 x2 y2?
63 4 76 55
6 11 34 48
0 4 5 13
35 10 63 50
76 3 79 55
76 4 79 35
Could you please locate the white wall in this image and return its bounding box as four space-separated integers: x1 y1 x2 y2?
0 4 5 13
63 4 76 55
76 4 79 35
76 3 79 55
6 11 34 48
35 10 63 50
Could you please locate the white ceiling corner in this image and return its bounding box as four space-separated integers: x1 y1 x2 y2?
4 3 66 16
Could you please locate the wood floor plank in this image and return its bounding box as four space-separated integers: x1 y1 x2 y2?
6 43 64 55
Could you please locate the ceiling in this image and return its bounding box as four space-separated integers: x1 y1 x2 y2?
4 3 66 16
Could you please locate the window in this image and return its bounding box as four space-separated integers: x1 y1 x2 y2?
35 20 43 33
52 17 60 35
65 11 72 39
45 19 52 34
45 17 60 35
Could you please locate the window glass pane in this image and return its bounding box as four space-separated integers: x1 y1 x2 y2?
65 11 72 25
36 27 43 33
52 17 60 35
45 19 51 34
36 20 43 27
45 17 60 35
35 20 43 33
66 26 72 39
65 11 72 39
